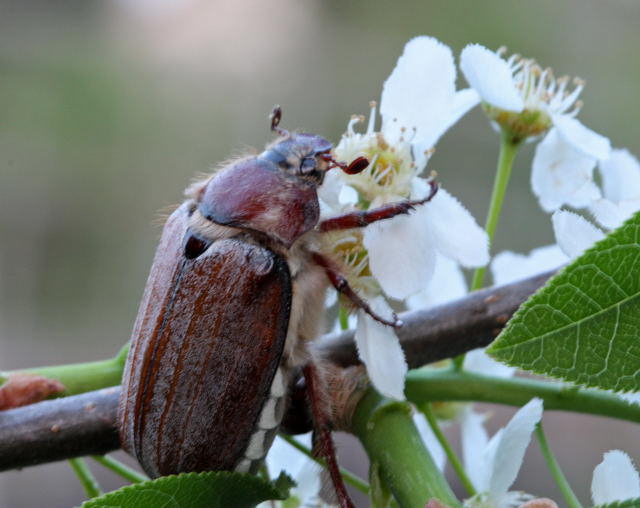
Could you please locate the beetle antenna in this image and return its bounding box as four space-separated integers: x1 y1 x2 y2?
270 105 289 137
321 154 369 175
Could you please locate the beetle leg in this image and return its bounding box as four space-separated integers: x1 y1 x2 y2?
318 180 438 232
312 253 402 328
303 363 355 508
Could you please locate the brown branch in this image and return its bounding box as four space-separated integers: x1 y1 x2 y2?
317 269 553 369
0 387 120 471
0 270 553 472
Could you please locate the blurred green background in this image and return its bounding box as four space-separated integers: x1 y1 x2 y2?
1 0 639 506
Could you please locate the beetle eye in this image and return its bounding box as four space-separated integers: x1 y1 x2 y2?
300 157 316 175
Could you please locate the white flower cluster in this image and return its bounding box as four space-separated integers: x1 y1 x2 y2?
318 37 640 402
318 36 490 401
460 44 611 212
465 45 640 280
264 35 639 507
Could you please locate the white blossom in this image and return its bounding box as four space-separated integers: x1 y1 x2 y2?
412 411 447 472
551 210 605 259
547 148 640 260
354 297 408 400
380 36 479 170
463 399 544 508
363 185 489 300
491 245 568 286
591 450 640 506
319 35 488 400
259 434 326 508
590 149 640 229
464 347 516 380
460 44 611 212
412 348 517 473
406 253 468 311
531 129 602 212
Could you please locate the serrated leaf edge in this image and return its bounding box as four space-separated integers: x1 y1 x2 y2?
593 496 640 508
78 470 293 508
487 212 640 393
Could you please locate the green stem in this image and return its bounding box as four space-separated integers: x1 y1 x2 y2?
351 389 460 508
452 133 522 372
405 368 640 424
339 305 350 331
419 404 477 497
3 343 129 398
470 132 521 291
91 455 149 484
279 433 369 495
69 458 103 498
535 424 583 508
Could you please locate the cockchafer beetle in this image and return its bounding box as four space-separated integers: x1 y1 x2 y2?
117 107 438 507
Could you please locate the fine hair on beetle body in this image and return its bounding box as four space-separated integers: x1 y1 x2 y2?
117 106 438 508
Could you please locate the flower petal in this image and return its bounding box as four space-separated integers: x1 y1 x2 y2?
451 88 482 124
364 212 436 300
598 148 640 202
464 348 516 379
552 210 605 259
265 434 314 481
413 412 447 471
552 114 611 160
590 198 640 230
264 434 323 505
591 450 640 505
406 254 467 310
381 36 469 151
354 297 407 400
292 459 323 503
531 128 601 212
461 407 490 491
488 398 543 502
421 187 489 268
412 88 480 168
318 170 344 214
491 245 568 286
460 44 524 112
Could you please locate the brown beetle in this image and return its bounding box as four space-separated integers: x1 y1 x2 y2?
117 107 438 507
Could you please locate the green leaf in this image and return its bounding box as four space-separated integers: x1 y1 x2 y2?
79 471 293 508
593 498 640 508
488 212 640 392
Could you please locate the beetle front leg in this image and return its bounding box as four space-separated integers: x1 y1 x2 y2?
312 253 402 328
318 180 438 232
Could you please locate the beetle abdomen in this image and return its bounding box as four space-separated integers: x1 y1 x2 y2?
234 363 288 474
118 204 292 477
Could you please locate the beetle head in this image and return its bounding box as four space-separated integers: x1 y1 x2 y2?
265 106 369 184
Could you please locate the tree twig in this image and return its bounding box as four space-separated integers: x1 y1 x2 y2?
0 387 120 471
0 270 553 472
317 269 553 369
